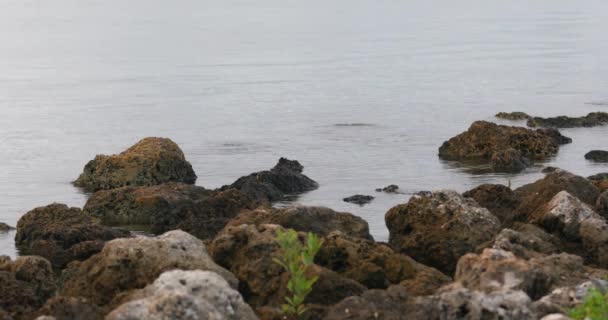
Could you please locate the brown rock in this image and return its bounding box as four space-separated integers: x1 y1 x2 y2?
385 190 501 275
33 297 103 320
491 223 561 259
74 137 196 192
463 184 520 226
15 203 130 268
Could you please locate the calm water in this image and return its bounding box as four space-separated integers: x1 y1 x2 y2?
2 0 608 257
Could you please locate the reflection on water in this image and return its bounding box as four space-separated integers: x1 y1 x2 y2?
1 0 608 257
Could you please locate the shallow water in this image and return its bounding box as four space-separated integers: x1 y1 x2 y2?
1 0 608 257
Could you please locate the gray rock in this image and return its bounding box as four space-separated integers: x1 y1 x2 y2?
343 195 375 205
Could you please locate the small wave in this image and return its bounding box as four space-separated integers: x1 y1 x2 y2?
586 101 608 106
333 123 376 127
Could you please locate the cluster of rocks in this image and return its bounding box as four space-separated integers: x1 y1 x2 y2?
4 137 608 320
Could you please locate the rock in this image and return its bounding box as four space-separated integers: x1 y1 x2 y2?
579 217 608 266
514 171 600 222
597 191 608 218
209 224 365 310
532 191 600 241
588 173 608 191
463 184 520 226
415 284 537 320
385 190 501 275
536 128 573 145
588 173 608 182
15 203 130 268
542 166 561 174
496 112 531 120
455 249 552 300
535 280 608 316
375 185 400 193
223 158 318 203
491 223 560 259
0 256 55 320
59 230 236 307
323 285 415 320
106 270 257 320
540 314 572 320
33 297 103 320
315 231 450 292
490 148 530 172
527 112 608 128
438 121 558 171
225 206 373 240
74 137 197 192
83 183 256 239
585 150 608 162
343 195 374 205
0 223 14 232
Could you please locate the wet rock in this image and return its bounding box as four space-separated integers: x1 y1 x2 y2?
0 223 14 232
316 231 450 292
496 112 531 120
536 128 573 145
532 191 600 241
375 185 400 193
463 184 520 226
597 191 608 218
491 224 561 259
490 148 530 172
106 270 257 320
209 224 365 310
15 203 130 268
542 166 561 174
0 256 55 320
59 230 236 307
343 195 374 205
527 112 608 128
224 158 318 203
438 121 558 171
33 297 103 320
84 183 256 239
514 171 600 222
585 150 608 162
74 137 197 192
225 206 372 240
385 190 501 275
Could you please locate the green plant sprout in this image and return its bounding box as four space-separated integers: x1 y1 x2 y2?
273 228 323 318
569 281 608 320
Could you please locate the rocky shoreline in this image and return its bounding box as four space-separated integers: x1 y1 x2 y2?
1 127 608 319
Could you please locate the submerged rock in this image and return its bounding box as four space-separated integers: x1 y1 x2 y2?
536 128 573 145
496 112 531 120
343 194 375 205
0 223 14 232
438 121 559 172
463 184 520 226
223 157 318 203
225 206 373 240
74 137 197 192
385 190 501 275
107 270 257 320
59 230 236 307
0 256 56 320
585 150 608 162
375 185 400 193
527 112 608 128
15 203 130 268
83 183 256 239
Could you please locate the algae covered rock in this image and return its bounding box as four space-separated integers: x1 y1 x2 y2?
74 137 197 191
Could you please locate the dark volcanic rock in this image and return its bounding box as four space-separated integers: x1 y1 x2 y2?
491 223 561 259
513 171 600 222
224 158 318 203
527 112 608 128
225 206 373 240
585 150 608 162
343 194 374 205
33 296 104 320
209 224 365 311
496 112 531 120
15 203 130 268
0 223 14 232
438 121 558 172
74 137 197 192
375 185 400 193
316 231 450 292
597 191 608 219
59 230 236 308
323 285 415 320
588 173 608 181
463 184 520 226
385 190 501 275
0 256 56 320
83 183 256 239
536 128 572 145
